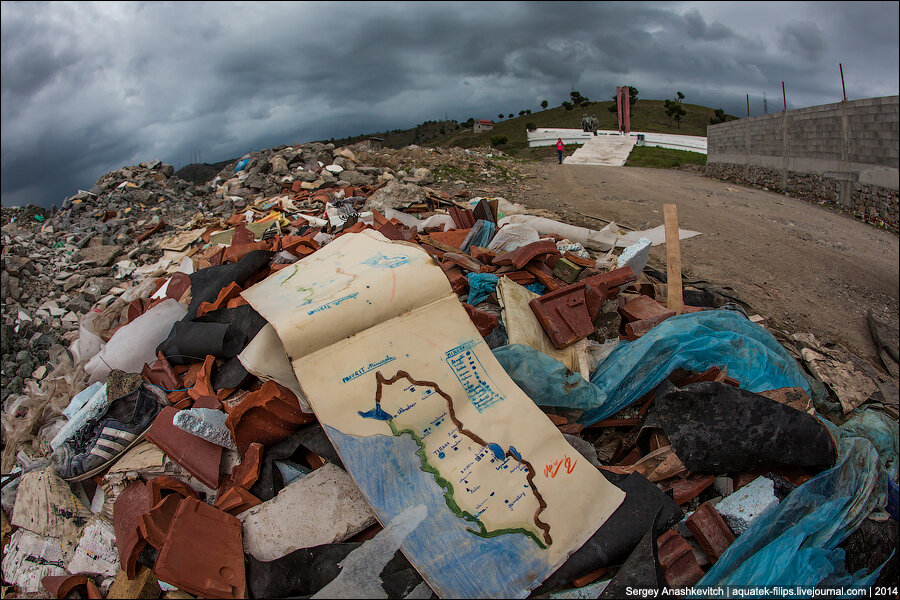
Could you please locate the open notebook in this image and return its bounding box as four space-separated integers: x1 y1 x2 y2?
243 229 624 598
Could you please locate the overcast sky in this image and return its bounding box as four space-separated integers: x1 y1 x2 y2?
2 1 898 209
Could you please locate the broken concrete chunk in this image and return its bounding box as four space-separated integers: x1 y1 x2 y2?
715 476 779 534
172 407 238 451
240 462 377 561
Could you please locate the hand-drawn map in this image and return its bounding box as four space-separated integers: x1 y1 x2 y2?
243 230 625 598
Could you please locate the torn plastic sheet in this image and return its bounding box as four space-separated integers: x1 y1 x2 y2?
493 344 599 410
692 436 887 596
384 208 422 230
599 509 665 599
460 219 496 252
642 381 836 474
247 543 425 599
582 310 826 426
158 304 268 365
311 504 427 599
839 409 898 482
250 425 344 502
487 222 541 253
500 214 701 251
85 299 187 384
494 311 823 427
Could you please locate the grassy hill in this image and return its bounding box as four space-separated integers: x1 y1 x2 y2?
427 99 737 158
326 119 466 149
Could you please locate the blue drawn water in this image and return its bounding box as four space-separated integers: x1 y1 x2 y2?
487 442 505 461
357 406 392 421
324 425 552 599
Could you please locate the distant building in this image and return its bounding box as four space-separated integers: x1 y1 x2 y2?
473 119 495 133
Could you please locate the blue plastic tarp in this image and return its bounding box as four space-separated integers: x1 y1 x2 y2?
582 310 825 425
493 311 825 427
693 433 889 597
235 158 250 172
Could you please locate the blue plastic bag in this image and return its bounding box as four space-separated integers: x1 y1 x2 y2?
583 310 825 425
693 435 888 597
234 158 250 172
466 273 498 306
838 408 898 482
461 220 496 252
493 344 601 410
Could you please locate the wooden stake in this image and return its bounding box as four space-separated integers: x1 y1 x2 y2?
664 204 683 315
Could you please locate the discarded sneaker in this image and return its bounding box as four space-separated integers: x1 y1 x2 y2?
55 385 164 482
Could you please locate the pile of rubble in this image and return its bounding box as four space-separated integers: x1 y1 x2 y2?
1 141 897 599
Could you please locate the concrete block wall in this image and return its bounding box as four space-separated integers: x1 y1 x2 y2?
706 96 899 231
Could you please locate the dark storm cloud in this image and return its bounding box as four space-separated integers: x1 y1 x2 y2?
779 21 827 62
1 1 897 209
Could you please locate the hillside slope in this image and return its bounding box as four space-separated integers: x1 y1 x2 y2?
430 100 736 156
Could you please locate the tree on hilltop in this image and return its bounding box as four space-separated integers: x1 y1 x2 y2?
664 98 687 128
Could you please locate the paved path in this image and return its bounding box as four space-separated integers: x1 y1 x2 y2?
514 161 899 363
563 135 636 166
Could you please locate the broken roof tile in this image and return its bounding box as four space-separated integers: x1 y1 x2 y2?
492 239 559 269
145 406 223 489
113 481 153 579
685 502 735 563
529 284 595 349
153 497 246 599
225 381 315 456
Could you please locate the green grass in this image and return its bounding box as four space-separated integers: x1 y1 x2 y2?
426 100 735 158
624 145 708 168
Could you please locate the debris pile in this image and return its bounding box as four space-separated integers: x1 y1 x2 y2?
1 141 898 599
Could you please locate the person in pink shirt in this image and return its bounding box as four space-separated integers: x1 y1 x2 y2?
556 138 564 164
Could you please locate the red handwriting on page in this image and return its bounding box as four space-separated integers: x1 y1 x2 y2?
543 455 577 478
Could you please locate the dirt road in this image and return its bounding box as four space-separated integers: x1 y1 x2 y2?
508 160 899 365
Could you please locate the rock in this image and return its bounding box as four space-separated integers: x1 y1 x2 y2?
3 256 35 276
340 170 371 186
293 170 318 182
76 245 122 268
363 181 426 212
270 156 288 173
325 164 344 174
